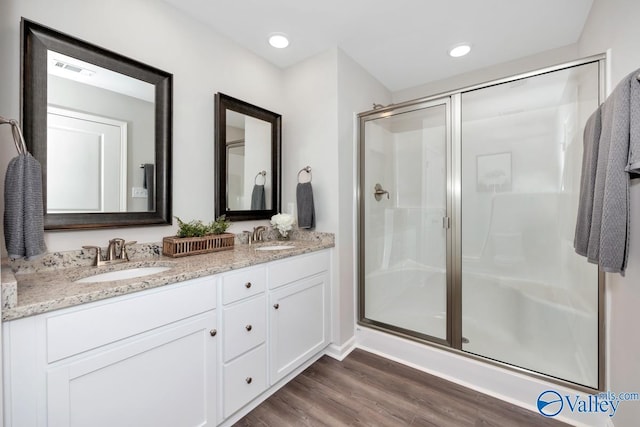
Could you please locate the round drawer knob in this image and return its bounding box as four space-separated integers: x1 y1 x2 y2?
209 329 217 337
245 282 252 289
273 303 280 310
246 324 253 331
246 377 253 384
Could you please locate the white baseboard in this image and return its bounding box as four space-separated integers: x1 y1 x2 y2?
324 336 356 361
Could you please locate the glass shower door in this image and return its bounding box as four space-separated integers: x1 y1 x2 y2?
359 57 603 389
460 62 600 387
360 100 450 342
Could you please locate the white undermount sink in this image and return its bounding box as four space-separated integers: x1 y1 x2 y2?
74 266 173 283
255 245 296 251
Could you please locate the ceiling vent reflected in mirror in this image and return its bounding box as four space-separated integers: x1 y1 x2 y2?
52 59 94 76
47 51 155 103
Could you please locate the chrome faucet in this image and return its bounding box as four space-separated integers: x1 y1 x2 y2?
83 239 137 266
243 226 268 245
107 238 123 261
253 226 267 242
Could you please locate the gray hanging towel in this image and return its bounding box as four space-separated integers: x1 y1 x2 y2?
251 184 266 210
4 153 47 259
143 163 154 211
574 68 640 274
574 108 601 257
296 182 315 229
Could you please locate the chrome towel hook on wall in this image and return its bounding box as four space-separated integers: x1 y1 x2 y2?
297 166 312 183
254 170 266 185
0 116 28 154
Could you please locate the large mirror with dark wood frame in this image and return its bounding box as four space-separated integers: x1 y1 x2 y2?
215 93 281 221
21 19 172 230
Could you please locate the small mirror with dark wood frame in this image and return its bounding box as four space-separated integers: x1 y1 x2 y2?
21 19 172 230
215 93 281 221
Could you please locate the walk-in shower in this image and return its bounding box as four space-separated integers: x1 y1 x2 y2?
358 56 604 390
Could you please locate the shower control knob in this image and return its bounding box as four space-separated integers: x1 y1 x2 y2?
245 282 252 288
373 183 390 201
246 324 252 331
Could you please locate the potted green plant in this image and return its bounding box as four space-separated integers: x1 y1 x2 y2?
162 215 234 257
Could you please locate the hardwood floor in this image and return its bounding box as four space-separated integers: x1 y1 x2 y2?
235 349 569 427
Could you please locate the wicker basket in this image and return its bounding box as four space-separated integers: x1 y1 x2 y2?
162 233 235 257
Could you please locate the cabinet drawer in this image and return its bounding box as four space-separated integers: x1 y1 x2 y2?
222 266 266 305
223 344 267 418
223 295 266 362
47 276 216 363
269 250 329 289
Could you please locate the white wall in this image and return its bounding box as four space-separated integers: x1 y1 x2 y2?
0 0 284 253
281 48 391 348
282 49 339 233
336 50 391 345
394 44 580 104
579 1 640 426
0 1 13 403
282 49 341 346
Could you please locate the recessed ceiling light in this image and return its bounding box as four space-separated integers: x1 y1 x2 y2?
449 44 471 58
268 33 289 49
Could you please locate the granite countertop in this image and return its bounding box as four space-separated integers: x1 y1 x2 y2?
1 231 334 321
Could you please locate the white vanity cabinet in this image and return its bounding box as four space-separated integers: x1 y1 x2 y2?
220 266 268 418
3 247 333 426
268 250 330 384
3 276 218 427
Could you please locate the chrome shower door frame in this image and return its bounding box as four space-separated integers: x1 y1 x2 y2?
357 97 454 347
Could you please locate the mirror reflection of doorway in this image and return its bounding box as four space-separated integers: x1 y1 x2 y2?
225 109 272 211
47 107 127 213
226 139 245 210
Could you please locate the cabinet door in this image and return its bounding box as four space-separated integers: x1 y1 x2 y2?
269 273 329 383
47 310 217 427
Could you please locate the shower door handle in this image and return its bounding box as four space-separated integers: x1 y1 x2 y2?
374 183 390 201
443 216 451 229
